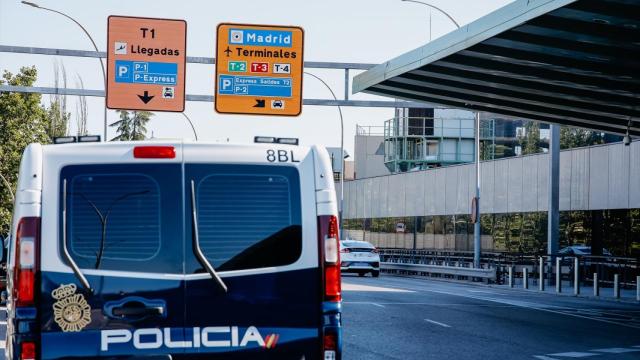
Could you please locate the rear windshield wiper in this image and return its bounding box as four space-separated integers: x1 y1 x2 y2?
63 179 93 293
190 180 228 293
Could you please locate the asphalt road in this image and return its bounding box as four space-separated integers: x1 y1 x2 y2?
0 276 638 359
342 274 640 360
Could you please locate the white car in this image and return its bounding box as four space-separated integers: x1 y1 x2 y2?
558 245 612 256
340 240 380 277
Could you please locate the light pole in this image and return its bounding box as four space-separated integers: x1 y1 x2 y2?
400 1 483 268
304 72 345 238
22 1 108 142
400 0 461 29
181 113 198 140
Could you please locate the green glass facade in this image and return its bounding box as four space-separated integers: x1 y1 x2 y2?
343 209 640 257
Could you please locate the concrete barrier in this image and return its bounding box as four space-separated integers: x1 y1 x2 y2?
381 262 496 280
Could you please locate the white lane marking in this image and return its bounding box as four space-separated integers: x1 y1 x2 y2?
591 348 640 354
343 301 516 307
534 356 560 360
421 289 640 330
547 352 599 358
342 283 414 293
341 301 385 308
467 290 493 294
0 340 5 349
424 319 451 328
0 321 6 325
366 277 640 329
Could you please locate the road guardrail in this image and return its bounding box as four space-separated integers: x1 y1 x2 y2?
381 262 496 280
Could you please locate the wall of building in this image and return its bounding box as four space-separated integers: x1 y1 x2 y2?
354 134 391 179
342 140 640 256
344 140 640 219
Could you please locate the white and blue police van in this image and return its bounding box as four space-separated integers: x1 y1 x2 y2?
5 137 342 360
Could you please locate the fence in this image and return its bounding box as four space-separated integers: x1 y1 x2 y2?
378 249 640 300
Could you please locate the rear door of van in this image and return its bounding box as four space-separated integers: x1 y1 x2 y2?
38 142 187 359
182 143 321 359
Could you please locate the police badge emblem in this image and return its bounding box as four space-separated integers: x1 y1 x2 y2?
52 283 91 332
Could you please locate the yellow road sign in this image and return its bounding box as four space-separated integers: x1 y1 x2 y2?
215 23 304 116
107 16 186 112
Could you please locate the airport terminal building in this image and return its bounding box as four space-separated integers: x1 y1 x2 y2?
341 139 640 257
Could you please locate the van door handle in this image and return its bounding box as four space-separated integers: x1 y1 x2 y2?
113 304 164 317
104 297 167 319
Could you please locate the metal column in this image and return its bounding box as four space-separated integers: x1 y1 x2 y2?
574 257 580 296
548 124 560 256
473 112 481 268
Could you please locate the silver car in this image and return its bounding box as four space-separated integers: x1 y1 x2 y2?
340 240 380 277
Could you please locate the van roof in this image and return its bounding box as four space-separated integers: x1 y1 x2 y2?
43 139 306 149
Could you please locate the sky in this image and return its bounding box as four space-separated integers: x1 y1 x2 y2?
0 0 513 155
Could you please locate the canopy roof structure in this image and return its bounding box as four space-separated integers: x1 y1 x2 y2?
353 0 639 136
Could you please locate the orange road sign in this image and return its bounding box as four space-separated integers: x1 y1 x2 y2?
107 16 186 112
215 23 304 116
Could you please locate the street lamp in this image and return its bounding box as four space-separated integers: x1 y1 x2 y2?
22 1 108 142
304 72 346 238
400 0 461 29
400 1 482 268
181 112 198 141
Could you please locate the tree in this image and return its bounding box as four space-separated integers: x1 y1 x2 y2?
45 100 70 138
518 121 542 155
110 110 153 141
560 126 605 150
0 66 58 233
48 60 71 138
75 74 88 136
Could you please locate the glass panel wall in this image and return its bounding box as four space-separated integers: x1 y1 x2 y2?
343 209 640 256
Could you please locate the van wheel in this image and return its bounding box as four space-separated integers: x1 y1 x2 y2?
358 272 365 277
372 270 380 278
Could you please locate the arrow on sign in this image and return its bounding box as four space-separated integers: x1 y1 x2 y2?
254 99 266 108
138 91 155 104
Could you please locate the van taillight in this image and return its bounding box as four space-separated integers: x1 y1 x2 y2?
323 332 337 359
318 215 341 302
20 342 36 360
14 217 40 307
133 146 176 159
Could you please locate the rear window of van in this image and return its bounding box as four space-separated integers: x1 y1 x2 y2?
60 164 183 274
187 164 302 273
60 163 303 275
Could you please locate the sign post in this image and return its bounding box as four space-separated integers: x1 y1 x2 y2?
107 16 186 112
215 23 304 116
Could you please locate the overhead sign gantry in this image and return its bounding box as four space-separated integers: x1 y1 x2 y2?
107 16 187 112
215 23 304 116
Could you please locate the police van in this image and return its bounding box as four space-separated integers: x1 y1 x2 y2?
5 137 342 360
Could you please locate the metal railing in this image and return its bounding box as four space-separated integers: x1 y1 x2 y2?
503 254 639 298
384 117 475 139
383 117 476 169
378 249 640 301
380 249 503 282
356 125 385 136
